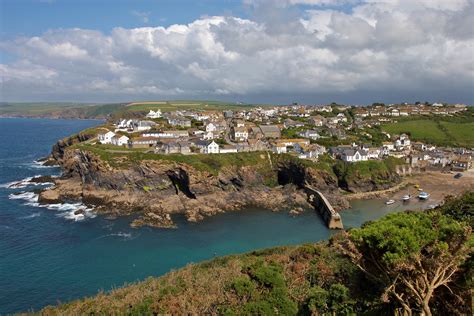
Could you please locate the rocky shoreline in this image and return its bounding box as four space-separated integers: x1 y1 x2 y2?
30 134 407 228
33 142 354 228
36 165 348 228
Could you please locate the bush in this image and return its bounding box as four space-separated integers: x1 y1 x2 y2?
231 277 256 298
306 286 329 313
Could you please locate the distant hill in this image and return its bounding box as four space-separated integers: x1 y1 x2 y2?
0 100 265 119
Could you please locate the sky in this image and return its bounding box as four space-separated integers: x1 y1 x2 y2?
0 0 473 105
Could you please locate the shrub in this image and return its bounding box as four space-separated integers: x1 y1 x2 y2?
231 277 256 298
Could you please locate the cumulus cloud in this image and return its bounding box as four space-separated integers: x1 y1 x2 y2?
0 0 473 103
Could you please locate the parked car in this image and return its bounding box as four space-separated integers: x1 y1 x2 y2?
454 173 463 179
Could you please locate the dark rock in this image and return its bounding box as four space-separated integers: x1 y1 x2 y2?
30 175 54 184
74 209 85 215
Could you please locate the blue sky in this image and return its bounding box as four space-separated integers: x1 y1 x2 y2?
1 0 247 39
0 0 473 104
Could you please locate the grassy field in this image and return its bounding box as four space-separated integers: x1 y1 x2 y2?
381 119 474 147
0 102 127 119
0 100 260 118
124 100 262 112
439 121 474 147
0 102 89 115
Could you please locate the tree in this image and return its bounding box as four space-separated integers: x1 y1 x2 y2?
335 211 472 316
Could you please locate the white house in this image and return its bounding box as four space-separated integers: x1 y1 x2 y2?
137 121 156 131
273 143 287 154
341 149 368 162
146 110 162 119
206 123 217 133
219 145 238 154
205 141 220 154
395 133 411 149
336 113 347 122
232 127 248 142
367 148 381 160
299 130 320 140
203 130 221 140
98 131 116 144
111 135 129 146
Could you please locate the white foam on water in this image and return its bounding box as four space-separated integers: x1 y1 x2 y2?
1 175 54 189
8 191 39 202
31 160 57 169
8 191 96 222
1 177 34 189
51 203 97 222
19 212 41 219
95 232 134 241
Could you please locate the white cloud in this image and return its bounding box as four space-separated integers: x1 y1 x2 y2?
1 0 473 103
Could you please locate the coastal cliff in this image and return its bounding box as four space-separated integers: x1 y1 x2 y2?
38 134 402 228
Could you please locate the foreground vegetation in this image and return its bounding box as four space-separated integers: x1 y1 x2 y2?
38 193 473 315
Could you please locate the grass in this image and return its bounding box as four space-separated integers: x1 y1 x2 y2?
124 100 262 113
381 119 474 147
438 121 474 147
0 102 91 115
0 100 258 119
382 120 447 143
70 143 277 174
0 102 127 119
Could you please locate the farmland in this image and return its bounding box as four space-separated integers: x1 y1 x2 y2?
124 100 261 112
381 119 474 148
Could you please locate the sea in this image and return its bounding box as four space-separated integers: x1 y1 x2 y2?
0 118 422 314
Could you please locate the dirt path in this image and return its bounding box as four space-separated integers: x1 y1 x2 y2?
347 170 474 206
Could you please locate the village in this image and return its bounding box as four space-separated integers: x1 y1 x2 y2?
96 102 472 172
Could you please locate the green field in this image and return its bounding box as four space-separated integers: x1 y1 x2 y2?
0 100 261 119
0 102 89 115
381 119 474 147
439 121 474 147
124 100 262 112
0 102 126 118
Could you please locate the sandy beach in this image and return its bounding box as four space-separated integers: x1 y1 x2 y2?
347 169 474 206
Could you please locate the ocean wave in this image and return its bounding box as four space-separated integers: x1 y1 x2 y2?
8 191 39 202
19 212 41 219
46 202 97 221
95 232 136 241
30 160 58 169
8 191 96 222
1 176 54 189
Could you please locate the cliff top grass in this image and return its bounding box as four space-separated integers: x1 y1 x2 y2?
69 143 291 174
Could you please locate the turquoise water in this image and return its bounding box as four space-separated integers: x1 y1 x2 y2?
0 118 423 314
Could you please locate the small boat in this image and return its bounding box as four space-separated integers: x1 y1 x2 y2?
402 194 411 201
385 199 395 205
418 192 430 200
